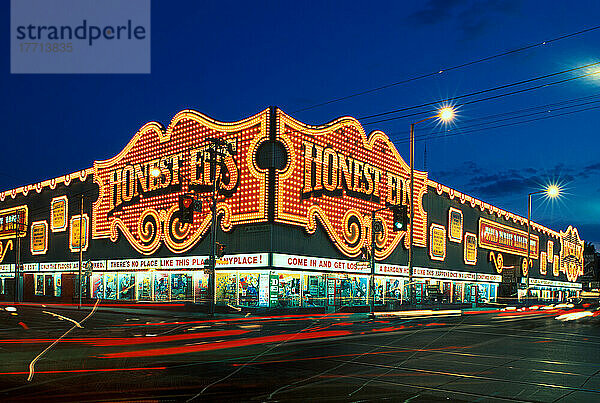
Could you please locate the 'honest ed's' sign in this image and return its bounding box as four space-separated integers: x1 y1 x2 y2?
92 109 270 255
92 108 427 259
274 110 428 260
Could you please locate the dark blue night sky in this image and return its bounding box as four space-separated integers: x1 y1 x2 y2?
3 0 600 247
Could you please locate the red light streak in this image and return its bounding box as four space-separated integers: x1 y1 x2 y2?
101 330 352 359
114 312 352 327
463 309 503 315
18 322 28 329
0 366 166 375
0 329 249 346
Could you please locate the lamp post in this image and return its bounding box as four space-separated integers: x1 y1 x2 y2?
206 138 235 316
525 185 560 300
407 107 455 305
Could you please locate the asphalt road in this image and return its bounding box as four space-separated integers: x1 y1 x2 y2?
0 303 599 402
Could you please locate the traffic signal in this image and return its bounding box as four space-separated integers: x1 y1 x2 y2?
216 242 226 258
392 205 408 231
178 194 195 224
360 246 370 261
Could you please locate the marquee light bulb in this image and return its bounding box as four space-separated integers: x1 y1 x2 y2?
149 166 161 178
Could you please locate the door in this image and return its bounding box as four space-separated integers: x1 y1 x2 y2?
44 274 54 297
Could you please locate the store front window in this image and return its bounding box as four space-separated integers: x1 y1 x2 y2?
489 284 497 302
453 282 463 303
374 277 384 305
276 273 301 308
153 272 170 301
35 274 44 296
216 271 237 305
302 274 326 307
478 283 490 303
92 273 104 299
338 275 367 306
137 272 152 301
104 273 118 300
171 273 192 301
238 272 260 307
118 273 136 300
54 273 61 297
194 272 209 304
386 278 403 305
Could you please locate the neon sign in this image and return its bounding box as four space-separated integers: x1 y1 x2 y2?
92 109 270 255
50 196 68 232
559 226 583 282
70 214 89 253
478 218 538 259
464 232 477 265
448 207 463 243
31 220 48 255
0 205 27 240
540 252 547 275
429 223 446 261
274 110 428 259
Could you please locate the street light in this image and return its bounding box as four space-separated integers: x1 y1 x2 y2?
525 184 561 300
408 106 456 305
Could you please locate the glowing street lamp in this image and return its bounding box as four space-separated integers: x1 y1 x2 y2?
525 184 561 298
439 107 455 122
547 184 560 198
408 106 456 305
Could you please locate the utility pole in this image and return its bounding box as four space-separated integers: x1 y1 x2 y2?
78 196 84 310
12 210 27 303
14 216 20 304
209 147 219 316
369 211 376 315
206 138 236 316
369 205 405 315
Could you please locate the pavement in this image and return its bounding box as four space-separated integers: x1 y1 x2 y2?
0 301 599 402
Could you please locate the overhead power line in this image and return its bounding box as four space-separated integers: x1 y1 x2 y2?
292 25 600 114
360 61 600 123
391 103 600 145
386 93 600 141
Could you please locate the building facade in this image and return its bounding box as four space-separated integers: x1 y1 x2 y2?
0 107 584 308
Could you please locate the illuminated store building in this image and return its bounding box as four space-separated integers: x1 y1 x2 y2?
0 108 584 308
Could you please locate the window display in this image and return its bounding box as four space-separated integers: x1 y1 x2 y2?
276 273 300 308
154 272 170 301
104 273 117 300
216 272 237 305
374 277 384 305
386 278 402 304
194 272 209 303
302 274 326 307
118 273 136 300
453 282 463 303
54 273 61 297
238 272 260 307
91 274 104 299
35 274 44 295
345 276 368 306
171 273 192 301
137 272 152 301
478 283 490 303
